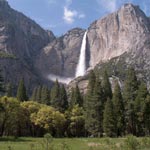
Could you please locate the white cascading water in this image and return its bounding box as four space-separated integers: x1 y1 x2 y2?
75 31 87 77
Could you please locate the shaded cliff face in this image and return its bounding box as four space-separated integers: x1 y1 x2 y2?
87 3 150 68
0 0 55 90
35 28 85 78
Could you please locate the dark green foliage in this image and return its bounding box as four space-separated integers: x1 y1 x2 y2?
31 87 38 101
5 83 13 97
123 67 138 135
143 95 150 135
41 86 50 105
134 82 148 136
0 69 4 94
17 78 28 101
70 85 83 107
103 98 116 137
102 70 112 100
87 70 96 95
112 81 125 136
60 85 68 112
36 86 42 103
85 77 104 137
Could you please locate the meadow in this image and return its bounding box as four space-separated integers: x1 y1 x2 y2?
0 136 150 150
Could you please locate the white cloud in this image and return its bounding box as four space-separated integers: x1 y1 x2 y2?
78 14 85 19
63 7 77 24
96 0 117 13
63 0 85 24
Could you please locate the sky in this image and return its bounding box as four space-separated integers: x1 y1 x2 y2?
7 0 150 36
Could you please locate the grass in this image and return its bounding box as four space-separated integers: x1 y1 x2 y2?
0 136 150 150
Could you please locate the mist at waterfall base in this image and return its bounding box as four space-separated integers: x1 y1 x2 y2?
47 31 87 84
47 74 73 84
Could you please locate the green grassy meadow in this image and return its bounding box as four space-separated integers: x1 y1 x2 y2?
0 136 150 150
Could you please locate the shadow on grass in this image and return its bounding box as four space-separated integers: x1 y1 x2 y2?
0 136 32 142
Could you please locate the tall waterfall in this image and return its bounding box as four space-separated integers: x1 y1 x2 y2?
75 31 87 77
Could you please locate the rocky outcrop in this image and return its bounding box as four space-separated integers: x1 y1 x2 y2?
0 0 55 91
35 28 85 78
87 3 150 68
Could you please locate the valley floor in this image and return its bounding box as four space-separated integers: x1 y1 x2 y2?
0 136 150 150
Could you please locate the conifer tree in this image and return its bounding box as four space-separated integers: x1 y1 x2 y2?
85 78 104 137
134 82 148 136
41 86 50 105
87 70 96 95
0 69 4 94
36 86 42 103
144 95 150 135
123 67 138 135
112 81 125 136
60 85 68 112
51 80 60 109
31 87 38 101
70 85 82 107
6 83 13 97
17 78 28 101
102 70 112 100
103 98 116 137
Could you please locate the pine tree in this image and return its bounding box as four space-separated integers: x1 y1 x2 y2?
41 86 50 105
0 69 4 94
134 81 148 136
123 67 138 135
60 85 68 112
17 78 28 101
102 70 112 100
85 78 104 137
36 86 42 103
70 85 83 107
51 80 60 109
87 70 96 95
144 95 150 135
31 87 38 101
112 81 125 136
103 98 116 137
6 83 13 97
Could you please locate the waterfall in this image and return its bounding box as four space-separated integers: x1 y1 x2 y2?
75 31 87 77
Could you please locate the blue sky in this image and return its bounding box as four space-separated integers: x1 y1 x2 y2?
7 0 150 36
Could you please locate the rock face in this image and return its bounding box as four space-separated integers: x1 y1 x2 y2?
87 3 150 68
1 1 150 93
35 28 85 78
0 0 55 91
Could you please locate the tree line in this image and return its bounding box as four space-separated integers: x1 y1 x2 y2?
0 68 150 137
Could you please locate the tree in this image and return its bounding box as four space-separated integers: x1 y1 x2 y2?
31 105 66 137
50 80 60 109
144 95 150 135
123 67 138 135
103 98 116 137
5 82 13 97
0 69 4 95
134 81 148 136
59 85 68 112
31 87 38 101
102 70 112 100
41 86 50 105
17 78 28 101
112 81 125 136
0 96 24 136
70 85 83 107
68 105 85 137
36 86 42 103
85 78 104 137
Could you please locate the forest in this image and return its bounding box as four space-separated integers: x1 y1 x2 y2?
0 68 150 138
